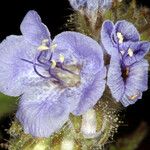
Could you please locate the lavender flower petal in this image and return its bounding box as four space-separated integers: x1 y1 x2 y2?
121 59 148 106
101 20 116 55
112 20 140 45
0 35 39 96
101 20 140 56
20 10 51 46
107 56 125 101
107 56 148 106
53 31 104 72
101 19 149 107
16 84 70 137
53 31 106 115
73 68 106 115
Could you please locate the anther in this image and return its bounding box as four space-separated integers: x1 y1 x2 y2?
117 32 124 44
129 94 139 100
59 54 65 63
51 60 57 68
128 48 133 57
37 45 49 51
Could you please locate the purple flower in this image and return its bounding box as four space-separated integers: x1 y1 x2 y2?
101 20 150 107
68 0 112 12
101 20 140 55
0 10 106 137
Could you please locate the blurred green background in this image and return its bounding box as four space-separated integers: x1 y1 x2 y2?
0 94 17 142
0 94 17 119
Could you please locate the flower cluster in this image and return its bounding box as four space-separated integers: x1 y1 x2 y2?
68 0 112 12
0 9 149 138
101 20 150 106
68 0 112 28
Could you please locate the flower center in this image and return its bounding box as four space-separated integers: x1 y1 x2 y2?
21 39 81 87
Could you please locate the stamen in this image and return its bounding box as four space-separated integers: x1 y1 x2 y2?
49 52 53 62
59 54 65 63
56 62 75 75
48 67 63 84
22 57 62 82
117 32 124 44
21 58 44 68
33 64 50 79
37 51 44 64
129 94 139 100
37 51 50 66
128 48 134 57
37 39 50 51
37 45 49 51
21 40 78 86
51 60 57 68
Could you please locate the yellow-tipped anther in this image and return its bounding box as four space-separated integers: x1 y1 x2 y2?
37 45 49 51
59 54 65 63
128 48 134 57
51 60 56 68
117 32 124 44
50 43 57 52
129 94 138 100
